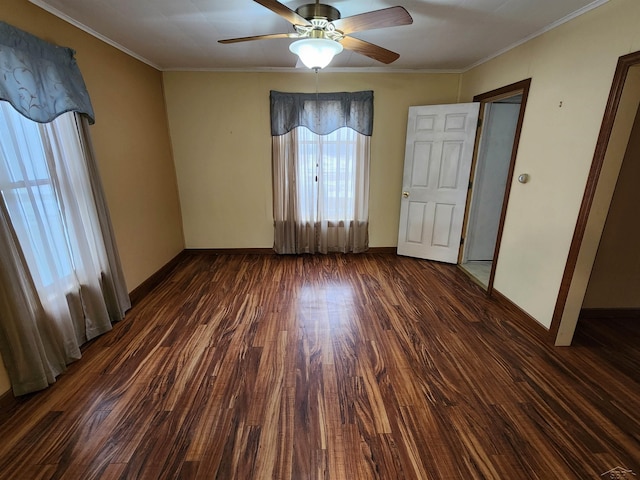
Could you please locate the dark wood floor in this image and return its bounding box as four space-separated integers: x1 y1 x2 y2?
0 253 638 479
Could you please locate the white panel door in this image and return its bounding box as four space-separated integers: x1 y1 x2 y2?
397 103 480 263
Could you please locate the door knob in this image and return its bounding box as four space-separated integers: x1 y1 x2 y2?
402 191 410 198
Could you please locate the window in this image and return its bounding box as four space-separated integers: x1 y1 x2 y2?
270 90 372 254
272 126 370 254
0 103 74 290
0 21 131 396
296 126 359 223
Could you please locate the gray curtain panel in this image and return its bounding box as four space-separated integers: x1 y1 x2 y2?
78 115 131 321
0 201 69 395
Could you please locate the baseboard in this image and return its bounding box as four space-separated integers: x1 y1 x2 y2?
185 248 275 255
367 247 397 254
184 247 398 256
579 308 640 320
129 250 189 306
491 288 550 344
0 389 14 408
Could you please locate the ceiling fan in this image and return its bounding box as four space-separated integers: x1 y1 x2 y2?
219 0 413 69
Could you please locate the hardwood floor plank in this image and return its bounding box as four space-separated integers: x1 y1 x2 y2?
0 253 638 479
248 332 287 477
1 464 57 480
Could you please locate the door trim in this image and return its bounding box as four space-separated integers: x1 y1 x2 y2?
469 79 531 295
550 50 640 340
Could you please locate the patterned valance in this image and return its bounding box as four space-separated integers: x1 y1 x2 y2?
270 90 373 136
0 21 95 124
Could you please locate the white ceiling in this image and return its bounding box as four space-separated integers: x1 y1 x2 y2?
29 0 608 71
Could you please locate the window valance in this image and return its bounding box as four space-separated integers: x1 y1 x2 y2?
270 90 373 136
0 21 95 124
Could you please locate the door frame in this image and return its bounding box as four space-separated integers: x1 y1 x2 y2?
462 79 531 294
550 50 640 343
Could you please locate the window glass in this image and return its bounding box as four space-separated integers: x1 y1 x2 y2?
296 126 358 223
0 104 74 287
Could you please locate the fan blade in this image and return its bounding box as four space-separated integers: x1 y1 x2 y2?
340 36 400 64
219 33 300 44
254 0 311 26
332 6 412 35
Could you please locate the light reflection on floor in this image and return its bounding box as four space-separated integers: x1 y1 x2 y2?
297 282 356 330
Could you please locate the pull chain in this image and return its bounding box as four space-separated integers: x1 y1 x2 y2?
314 68 320 184
314 67 320 132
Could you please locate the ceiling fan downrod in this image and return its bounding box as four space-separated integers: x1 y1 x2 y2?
295 3 341 23
294 3 343 41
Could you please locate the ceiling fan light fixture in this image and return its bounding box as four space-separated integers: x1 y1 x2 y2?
289 38 343 69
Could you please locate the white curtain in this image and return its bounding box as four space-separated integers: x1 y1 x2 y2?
273 126 370 254
0 103 129 395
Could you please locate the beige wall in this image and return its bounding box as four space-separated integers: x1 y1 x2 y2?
0 0 184 395
583 77 640 309
459 0 640 332
163 72 460 249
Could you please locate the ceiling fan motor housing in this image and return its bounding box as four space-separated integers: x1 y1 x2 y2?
296 4 341 22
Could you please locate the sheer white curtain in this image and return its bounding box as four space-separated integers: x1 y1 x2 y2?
272 126 370 254
0 103 129 395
